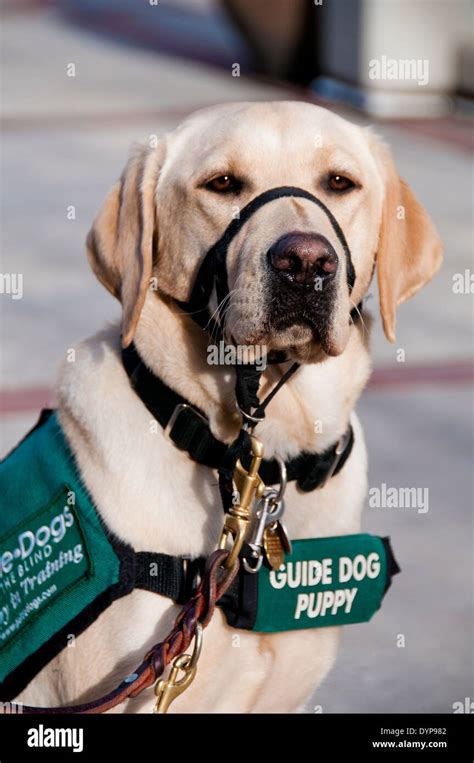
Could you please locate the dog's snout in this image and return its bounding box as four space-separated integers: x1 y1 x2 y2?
268 232 338 286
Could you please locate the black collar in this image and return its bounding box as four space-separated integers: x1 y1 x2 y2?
122 343 354 494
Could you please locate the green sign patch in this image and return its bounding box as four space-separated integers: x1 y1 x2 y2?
253 534 388 632
0 412 125 698
0 487 91 648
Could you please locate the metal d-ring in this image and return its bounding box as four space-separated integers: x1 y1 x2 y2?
271 455 287 502
242 554 264 574
235 402 266 430
187 621 203 670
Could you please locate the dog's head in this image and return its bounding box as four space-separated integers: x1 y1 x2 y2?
87 101 442 361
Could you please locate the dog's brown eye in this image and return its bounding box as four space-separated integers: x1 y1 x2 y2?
206 175 241 194
328 175 355 192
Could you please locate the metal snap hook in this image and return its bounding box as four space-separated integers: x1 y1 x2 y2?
153 622 203 714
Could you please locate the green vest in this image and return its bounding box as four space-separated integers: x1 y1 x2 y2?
0 411 135 699
1 412 399 700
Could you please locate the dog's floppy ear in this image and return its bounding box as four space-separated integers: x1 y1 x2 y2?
373 139 443 342
86 142 165 348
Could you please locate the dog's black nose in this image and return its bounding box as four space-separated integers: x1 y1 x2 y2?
268 232 338 287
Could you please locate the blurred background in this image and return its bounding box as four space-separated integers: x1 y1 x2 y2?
0 0 472 713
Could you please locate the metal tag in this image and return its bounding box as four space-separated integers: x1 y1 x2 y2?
276 520 292 555
263 525 285 570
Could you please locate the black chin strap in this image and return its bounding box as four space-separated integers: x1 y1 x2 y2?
215 357 303 511
233 357 301 422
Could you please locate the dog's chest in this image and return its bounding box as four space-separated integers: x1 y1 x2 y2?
40 339 368 711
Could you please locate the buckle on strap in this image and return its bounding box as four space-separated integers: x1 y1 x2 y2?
180 556 204 603
164 403 208 442
318 427 353 489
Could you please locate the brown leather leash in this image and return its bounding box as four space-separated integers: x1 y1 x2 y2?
16 550 238 714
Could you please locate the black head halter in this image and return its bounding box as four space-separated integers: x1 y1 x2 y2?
177 185 356 345
176 185 357 424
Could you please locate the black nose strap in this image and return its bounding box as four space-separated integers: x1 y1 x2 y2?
177 185 356 334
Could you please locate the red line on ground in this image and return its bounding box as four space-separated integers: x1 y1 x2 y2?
368 360 474 390
0 361 472 414
0 387 55 414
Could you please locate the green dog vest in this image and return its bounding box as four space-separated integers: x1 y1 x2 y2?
0 412 399 700
0 411 138 699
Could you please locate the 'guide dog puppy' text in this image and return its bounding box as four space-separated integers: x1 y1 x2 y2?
269 553 381 620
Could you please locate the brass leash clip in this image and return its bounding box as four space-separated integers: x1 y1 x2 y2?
154 623 203 714
219 434 266 569
242 455 289 573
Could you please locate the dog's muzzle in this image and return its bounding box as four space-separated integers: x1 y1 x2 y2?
177 185 356 340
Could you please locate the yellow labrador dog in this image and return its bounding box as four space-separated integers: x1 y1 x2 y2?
17 101 441 713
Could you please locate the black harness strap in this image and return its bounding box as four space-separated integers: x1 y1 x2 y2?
134 552 203 604
123 344 227 469
122 343 354 493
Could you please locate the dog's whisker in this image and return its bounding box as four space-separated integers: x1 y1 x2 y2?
349 297 368 336
208 282 246 344
206 287 239 330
